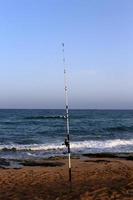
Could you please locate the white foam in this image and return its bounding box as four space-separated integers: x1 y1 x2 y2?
70 139 133 149
0 139 133 152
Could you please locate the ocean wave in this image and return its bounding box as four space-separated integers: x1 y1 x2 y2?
105 125 133 132
24 115 66 120
0 139 133 152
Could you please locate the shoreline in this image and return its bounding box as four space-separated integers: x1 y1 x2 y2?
1 152 133 169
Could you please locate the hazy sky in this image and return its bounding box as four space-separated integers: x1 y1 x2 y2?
0 0 133 109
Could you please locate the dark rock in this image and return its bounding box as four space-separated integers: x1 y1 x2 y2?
0 158 10 167
20 160 65 167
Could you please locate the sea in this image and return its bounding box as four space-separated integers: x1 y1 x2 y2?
0 109 133 160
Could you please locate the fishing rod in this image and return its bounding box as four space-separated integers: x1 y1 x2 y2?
62 43 72 182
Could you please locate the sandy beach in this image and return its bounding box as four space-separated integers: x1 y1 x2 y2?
0 155 133 200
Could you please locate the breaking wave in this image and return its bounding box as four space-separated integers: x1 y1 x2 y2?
1 139 133 152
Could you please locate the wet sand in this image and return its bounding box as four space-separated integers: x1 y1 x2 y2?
0 156 133 200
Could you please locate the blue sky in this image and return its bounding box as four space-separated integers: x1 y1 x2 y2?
0 0 133 109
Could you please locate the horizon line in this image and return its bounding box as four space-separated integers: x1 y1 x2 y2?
0 108 133 110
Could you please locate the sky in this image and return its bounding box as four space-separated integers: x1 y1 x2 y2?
0 0 133 109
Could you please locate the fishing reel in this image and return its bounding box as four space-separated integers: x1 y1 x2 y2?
63 138 69 147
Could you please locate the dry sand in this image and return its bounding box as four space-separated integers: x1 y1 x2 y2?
0 157 133 200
